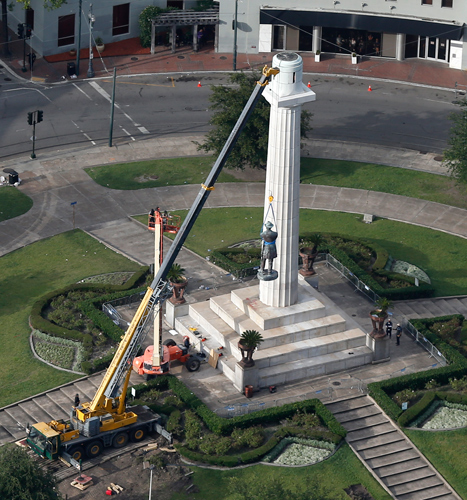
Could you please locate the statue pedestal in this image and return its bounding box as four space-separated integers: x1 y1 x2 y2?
367 334 390 363
234 362 259 394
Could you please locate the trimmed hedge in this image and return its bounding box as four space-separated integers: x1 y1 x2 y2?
210 248 260 278
129 375 346 438
398 392 438 427
174 445 240 467
368 315 467 421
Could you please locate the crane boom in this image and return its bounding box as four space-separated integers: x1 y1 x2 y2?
79 65 279 422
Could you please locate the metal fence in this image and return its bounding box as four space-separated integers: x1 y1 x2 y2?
323 253 448 367
101 291 145 330
325 253 379 303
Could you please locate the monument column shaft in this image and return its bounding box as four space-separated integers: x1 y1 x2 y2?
259 103 301 307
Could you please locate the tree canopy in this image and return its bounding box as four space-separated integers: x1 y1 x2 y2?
197 72 312 170
443 99 467 184
0 443 62 500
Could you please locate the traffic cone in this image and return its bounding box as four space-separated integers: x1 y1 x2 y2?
368 85 372 92
197 81 202 87
307 81 311 88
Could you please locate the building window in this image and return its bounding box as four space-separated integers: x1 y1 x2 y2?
113 3 130 36
273 25 285 50
58 14 75 47
25 8 34 31
442 0 453 7
421 0 432 4
167 1 184 8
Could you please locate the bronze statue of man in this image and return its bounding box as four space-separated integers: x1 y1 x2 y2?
258 221 278 280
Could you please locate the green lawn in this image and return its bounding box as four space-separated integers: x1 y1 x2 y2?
406 428 467 499
171 444 393 500
85 157 244 190
0 230 141 408
0 186 33 222
86 156 467 210
138 208 467 297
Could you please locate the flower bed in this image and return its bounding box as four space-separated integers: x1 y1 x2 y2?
421 403 467 430
263 437 336 465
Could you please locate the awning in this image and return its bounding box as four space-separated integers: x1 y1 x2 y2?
153 9 219 27
260 10 464 40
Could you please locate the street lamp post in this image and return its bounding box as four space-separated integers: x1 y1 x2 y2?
233 0 238 71
76 0 82 76
87 4 95 78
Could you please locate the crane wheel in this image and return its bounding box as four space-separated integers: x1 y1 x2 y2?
130 427 146 443
186 356 201 372
68 446 84 461
163 339 177 347
112 432 129 449
85 441 103 458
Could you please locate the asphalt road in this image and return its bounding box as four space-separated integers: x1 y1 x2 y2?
0 72 457 160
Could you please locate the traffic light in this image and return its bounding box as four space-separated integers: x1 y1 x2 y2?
25 26 32 38
37 110 43 123
27 112 33 125
17 23 24 39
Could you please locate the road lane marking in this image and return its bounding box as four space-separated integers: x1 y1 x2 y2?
121 127 136 141
138 126 150 134
88 81 144 130
71 120 96 146
73 83 94 101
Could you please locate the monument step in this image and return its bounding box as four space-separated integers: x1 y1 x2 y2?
346 422 395 443
391 475 443 497
366 449 420 470
326 394 374 414
358 439 412 460
227 285 328 330
189 299 348 349
396 485 457 500
257 346 373 388
253 328 368 368
335 405 382 423
377 457 428 478
382 466 434 488
351 431 404 452
340 413 389 432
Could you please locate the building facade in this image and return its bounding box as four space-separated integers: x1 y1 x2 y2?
8 0 200 57
218 0 466 70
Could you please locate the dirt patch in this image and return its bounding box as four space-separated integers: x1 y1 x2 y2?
136 175 159 183
344 484 375 500
58 440 195 500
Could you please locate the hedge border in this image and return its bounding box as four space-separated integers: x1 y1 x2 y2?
368 314 467 421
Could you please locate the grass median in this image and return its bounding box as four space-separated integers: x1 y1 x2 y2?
0 187 33 222
135 207 467 297
86 157 467 210
0 229 141 408
406 428 467 499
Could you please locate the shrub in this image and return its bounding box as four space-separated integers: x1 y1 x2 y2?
231 426 264 449
398 391 438 427
166 410 182 435
449 376 467 392
393 389 418 405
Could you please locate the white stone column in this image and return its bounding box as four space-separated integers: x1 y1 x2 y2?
396 33 405 61
313 26 322 54
259 53 316 307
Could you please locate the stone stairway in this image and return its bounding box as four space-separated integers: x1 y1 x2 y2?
175 279 374 391
326 395 461 500
393 297 467 321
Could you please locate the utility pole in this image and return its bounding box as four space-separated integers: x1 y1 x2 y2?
76 0 82 76
233 0 238 71
109 67 116 147
87 4 95 78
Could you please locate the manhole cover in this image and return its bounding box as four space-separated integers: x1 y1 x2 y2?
4 77 11 81
352 314 356 317
434 156 443 162
220 56 227 60
131 57 138 61
177 55 185 59
331 381 341 386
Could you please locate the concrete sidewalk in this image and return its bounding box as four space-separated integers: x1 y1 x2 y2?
2 36 467 92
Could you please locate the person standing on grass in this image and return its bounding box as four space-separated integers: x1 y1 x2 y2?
396 324 402 345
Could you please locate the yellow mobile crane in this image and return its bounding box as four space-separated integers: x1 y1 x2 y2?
26 66 279 465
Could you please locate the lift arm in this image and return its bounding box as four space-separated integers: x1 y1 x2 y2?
83 66 279 418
